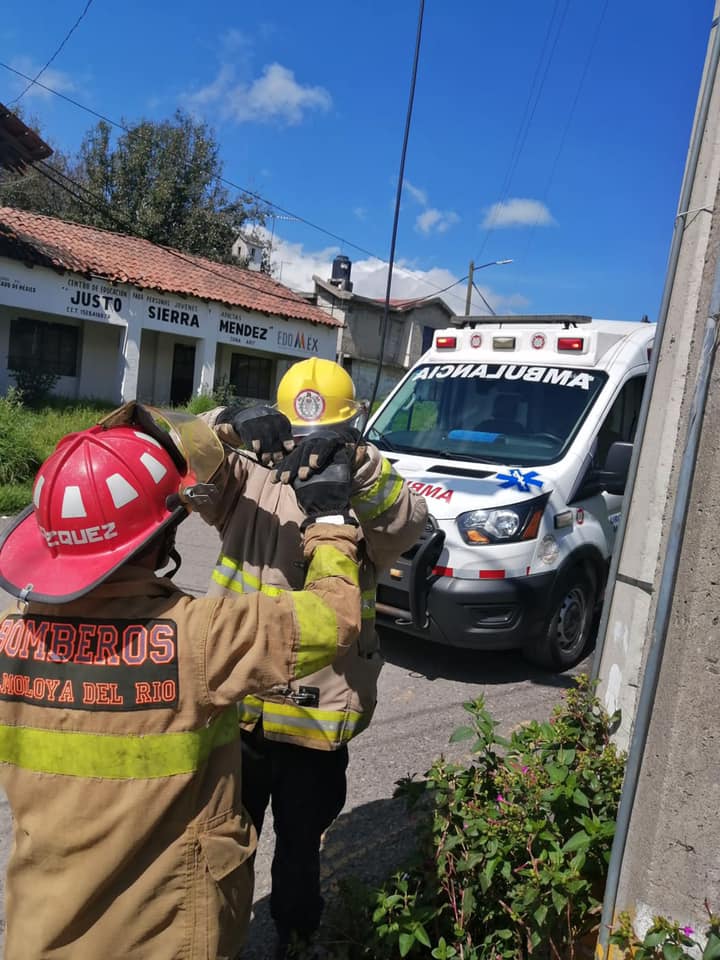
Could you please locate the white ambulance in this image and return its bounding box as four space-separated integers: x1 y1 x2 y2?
366 316 654 670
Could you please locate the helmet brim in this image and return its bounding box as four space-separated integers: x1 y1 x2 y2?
0 504 186 604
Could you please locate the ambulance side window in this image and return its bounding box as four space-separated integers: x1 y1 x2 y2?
594 376 646 465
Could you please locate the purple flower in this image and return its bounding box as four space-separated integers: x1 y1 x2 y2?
496 794 506 804
681 926 694 937
521 765 529 774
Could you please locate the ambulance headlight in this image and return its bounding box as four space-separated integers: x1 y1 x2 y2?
457 494 548 545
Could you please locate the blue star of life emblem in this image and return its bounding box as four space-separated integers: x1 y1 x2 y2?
495 468 544 493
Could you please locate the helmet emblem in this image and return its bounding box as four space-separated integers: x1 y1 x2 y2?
294 389 326 422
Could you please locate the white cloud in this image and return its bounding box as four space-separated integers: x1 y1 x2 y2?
353 207 367 221
415 208 460 235
482 198 555 228
9 56 77 99
186 62 331 125
262 229 525 316
404 180 428 206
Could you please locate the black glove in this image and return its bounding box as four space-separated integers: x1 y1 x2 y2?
270 427 362 484
216 404 294 466
292 444 355 522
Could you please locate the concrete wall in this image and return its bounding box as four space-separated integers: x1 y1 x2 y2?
596 3 720 937
348 358 406 403
77 319 123 400
611 178 720 936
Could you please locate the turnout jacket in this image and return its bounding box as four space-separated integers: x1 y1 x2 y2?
201 413 428 751
0 524 360 960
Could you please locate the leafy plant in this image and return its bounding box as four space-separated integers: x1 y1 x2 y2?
609 904 720 960
309 677 625 959
8 361 60 408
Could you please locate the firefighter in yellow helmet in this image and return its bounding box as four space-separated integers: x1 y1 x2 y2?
198 358 427 958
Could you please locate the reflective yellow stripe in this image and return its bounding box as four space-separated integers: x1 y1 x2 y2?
306 545 360 587
237 694 263 724
362 588 376 620
212 557 284 597
290 592 338 678
352 458 404 522
261 701 363 745
0 708 238 780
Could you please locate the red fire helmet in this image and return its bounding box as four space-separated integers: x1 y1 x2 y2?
0 425 186 603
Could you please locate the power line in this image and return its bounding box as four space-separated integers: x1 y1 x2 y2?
29 158 343 312
520 0 610 265
10 0 96 105
0 58 462 306
369 0 425 410
474 0 570 263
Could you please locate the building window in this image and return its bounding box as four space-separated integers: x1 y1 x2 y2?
422 325 435 352
9 317 79 377
229 352 273 400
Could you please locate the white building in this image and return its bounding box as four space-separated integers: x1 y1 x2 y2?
306 259 456 400
0 207 340 405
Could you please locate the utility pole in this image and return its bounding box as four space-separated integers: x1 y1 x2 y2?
464 260 474 315
593 3 720 950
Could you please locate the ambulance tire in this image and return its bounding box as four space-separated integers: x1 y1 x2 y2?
525 566 596 671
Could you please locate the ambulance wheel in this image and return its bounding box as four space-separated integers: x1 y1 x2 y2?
525 567 595 671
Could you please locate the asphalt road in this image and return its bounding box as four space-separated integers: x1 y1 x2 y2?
0 513 590 958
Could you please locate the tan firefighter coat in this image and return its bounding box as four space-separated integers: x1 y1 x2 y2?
0 523 360 960
200 414 428 750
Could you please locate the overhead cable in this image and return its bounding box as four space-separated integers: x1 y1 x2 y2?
474 0 570 263
10 0 96 105
30 159 341 311
369 0 426 411
0 58 465 306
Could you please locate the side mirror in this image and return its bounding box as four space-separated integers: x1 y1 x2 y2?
598 441 633 495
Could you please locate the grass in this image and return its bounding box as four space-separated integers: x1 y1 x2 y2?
0 396 128 515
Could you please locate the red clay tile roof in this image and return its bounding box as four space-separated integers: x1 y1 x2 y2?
0 206 340 327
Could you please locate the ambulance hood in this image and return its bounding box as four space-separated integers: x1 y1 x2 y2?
390 452 572 520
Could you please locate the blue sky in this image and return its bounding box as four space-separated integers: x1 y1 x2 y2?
0 0 712 320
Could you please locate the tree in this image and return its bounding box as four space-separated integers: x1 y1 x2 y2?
0 110 266 264
0 111 75 219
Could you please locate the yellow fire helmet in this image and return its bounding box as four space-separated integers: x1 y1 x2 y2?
276 358 362 433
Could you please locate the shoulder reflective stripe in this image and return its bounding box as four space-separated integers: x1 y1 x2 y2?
290 592 338 677
261 702 363 745
0 707 238 780
352 459 404 522
306 545 360 587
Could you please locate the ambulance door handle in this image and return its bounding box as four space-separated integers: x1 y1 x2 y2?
409 529 446 629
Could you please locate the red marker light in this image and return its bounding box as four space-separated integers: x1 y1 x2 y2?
436 336 457 349
479 570 505 580
432 566 454 577
557 337 584 352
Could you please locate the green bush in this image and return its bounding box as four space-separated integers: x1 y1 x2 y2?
8 363 60 408
310 677 625 960
610 906 720 959
185 393 219 415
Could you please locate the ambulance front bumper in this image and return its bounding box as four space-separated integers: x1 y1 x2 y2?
375 570 555 650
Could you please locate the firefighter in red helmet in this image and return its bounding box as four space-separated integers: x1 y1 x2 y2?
0 402 361 960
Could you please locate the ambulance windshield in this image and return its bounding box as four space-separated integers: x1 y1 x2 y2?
367 362 607 466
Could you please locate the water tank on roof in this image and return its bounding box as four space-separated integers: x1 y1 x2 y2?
331 255 353 291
